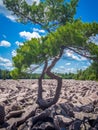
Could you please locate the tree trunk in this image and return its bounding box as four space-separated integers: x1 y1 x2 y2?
46 71 62 104
37 48 64 109
45 56 63 106
37 61 48 100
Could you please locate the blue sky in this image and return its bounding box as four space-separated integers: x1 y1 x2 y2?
0 0 98 73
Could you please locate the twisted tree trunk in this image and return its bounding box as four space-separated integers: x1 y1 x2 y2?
38 61 48 100
46 71 62 104
37 48 64 109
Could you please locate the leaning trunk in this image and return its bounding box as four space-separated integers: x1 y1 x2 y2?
37 48 64 109
37 61 48 101
46 70 62 104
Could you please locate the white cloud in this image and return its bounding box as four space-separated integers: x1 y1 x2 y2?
26 0 40 5
64 49 87 61
71 55 81 61
65 63 71 66
59 66 65 69
52 68 59 73
19 31 41 40
6 15 17 22
67 68 75 73
65 50 73 57
0 40 11 47
15 41 24 46
33 28 45 33
0 56 12 69
0 0 40 22
88 35 98 45
12 50 17 57
0 57 10 63
79 56 87 61
34 67 43 73
83 66 88 69
0 1 17 22
52 67 76 74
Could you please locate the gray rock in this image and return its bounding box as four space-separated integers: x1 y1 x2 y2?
32 121 55 130
81 103 94 113
73 106 82 112
59 103 74 117
69 119 82 130
0 105 5 125
55 115 72 127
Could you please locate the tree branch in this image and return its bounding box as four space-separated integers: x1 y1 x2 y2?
15 10 43 26
67 47 98 61
47 48 64 72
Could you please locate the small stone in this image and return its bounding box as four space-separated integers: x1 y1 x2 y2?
40 122 55 130
70 119 82 130
73 106 82 112
59 103 74 117
32 121 55 130
94 107 98 113
81 103 94 113
55 115 72 127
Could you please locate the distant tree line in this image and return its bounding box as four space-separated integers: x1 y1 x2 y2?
0 69 74 80
0 69 12 80
74 61 98 81
0 69 40 80
0 61 98 81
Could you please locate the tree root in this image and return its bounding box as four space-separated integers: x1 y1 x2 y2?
1 101 98 130
37 97 54 109
6 110 25 120
6 104 38 130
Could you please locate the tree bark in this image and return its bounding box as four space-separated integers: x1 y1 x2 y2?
37 48 64 109
46 71 62 104
37 61 48 100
